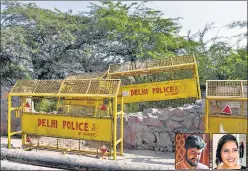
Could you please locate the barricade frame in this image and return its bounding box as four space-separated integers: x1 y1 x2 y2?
8 79 124 160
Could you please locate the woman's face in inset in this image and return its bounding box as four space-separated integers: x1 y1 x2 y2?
220 140 238 167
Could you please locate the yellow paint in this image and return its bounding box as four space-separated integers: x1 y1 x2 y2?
119 78 197 103
64 98 103 106
208 116 247 133
193 55 201 99
8 78 123 160
8 95 11 149
205 80 247 134
120 96 124 155
113 97 117 160
22 113 112 142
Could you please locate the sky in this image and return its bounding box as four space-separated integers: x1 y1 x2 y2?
25 1 248 46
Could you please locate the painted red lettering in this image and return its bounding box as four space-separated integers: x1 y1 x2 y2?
38 118 42 126
142 89 148 94
76 122 79 130
166 87 170 93
85 123 89 131
71 122 75 130
135 89 138 95
156 88 159 93
152 88 156 94
79 123 84 131
62 121 66 129
131 90 135 96
42 119 46 127
51 120 55 128
67 121 71 129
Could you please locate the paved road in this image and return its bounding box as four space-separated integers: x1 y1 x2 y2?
1 136 175 170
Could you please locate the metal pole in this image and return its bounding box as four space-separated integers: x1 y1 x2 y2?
21 97 25 146
8 95 12 149
113 97 117 160
193 55 201 99
240 81 244 116
205 98 209 133
120 96 124 156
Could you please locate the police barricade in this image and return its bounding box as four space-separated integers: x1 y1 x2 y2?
107 56 201 106
8 79 123 160
205 80 247 134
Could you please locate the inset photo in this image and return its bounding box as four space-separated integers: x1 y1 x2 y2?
212 134 247 170
175 133 210 170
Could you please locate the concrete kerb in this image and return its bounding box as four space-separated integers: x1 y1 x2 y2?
1 148 170 170
1 160 64 170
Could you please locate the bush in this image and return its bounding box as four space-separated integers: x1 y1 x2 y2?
35 98 57 113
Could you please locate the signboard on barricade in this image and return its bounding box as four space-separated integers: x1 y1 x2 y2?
64 97 103 107
22 113 112 142
119 78 197 103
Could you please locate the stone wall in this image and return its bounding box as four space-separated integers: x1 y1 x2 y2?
121 100 205 152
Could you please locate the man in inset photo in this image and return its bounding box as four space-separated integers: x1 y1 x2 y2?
175 135 209 169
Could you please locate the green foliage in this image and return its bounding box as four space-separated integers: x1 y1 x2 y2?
90 1 184 61
35 99 57 113
123 98 197 113
1 1 247 97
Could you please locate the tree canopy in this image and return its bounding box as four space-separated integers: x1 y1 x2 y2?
1 1 247 86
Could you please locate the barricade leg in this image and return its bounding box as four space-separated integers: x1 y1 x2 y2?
8 95 11 149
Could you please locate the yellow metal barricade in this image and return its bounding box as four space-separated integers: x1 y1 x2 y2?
107 55 201 104
205 80 247 134
8 79 123 160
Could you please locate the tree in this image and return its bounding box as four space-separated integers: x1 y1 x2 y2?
1 1 247 88
87 1 187 62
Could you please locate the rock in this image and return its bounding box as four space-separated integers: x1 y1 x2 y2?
128 115 144 124
157 133 172 147
183 104 190 108
150 126 170 133
136 112 143 115
166 120 181 129
199 116 205 131
183 105 195 113
182 114 195 129
169 107 186 117
195 100 204 106
156 110 162 115
164 145 173 152
141 132 156 144
124 126 136 146
157 109 170 121
124 115 129 123
159 147 165 152
154 146 160 151
137 146 145 150
143 108 158 114
142 143 154 150
144 115 163 127
149 127 163 133
192 116 200 129
124 119 145 146
192 105 202 114
0 121 7 135
169 132 176 143
171 116 184 122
